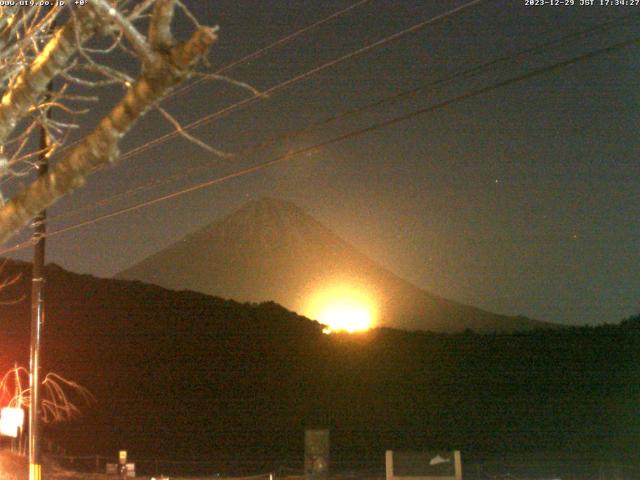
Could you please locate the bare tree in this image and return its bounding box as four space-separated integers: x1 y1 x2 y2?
1 365 94 425
0 1 217 245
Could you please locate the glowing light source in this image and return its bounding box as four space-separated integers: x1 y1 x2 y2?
318 304 372 333
305 283 377 334
0 407 24 438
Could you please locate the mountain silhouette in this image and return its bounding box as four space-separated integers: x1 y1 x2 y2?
117 197 554 333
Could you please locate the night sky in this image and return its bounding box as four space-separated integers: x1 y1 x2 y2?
4 0 639 326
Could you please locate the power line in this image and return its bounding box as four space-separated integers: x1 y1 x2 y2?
12 0 489 223
0 0 487 250
166 0 374 101
6 0 475 184
0 0 374 183
1 33 635 256
40 12 639 227
117 0 487 163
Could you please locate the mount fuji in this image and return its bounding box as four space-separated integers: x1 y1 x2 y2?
117 197 554 333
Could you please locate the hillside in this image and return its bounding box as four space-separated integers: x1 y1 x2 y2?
117 198 553 333
0 260 637 467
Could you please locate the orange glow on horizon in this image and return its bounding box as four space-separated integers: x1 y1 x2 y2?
304 283 377 334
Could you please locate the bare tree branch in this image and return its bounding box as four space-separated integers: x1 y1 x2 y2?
156 104 234 159
0 7 96 146
0 23 218 244
89 0 157 66
149 0 177 51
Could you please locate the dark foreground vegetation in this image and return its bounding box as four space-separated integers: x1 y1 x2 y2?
0 260 638 467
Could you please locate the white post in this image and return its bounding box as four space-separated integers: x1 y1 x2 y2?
454 450 462 480
385 450 394 480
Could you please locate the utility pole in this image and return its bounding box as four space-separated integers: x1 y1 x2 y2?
29 9 58 478
29 79 53 480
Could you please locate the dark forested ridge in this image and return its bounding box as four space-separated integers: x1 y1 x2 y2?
0 259 638 465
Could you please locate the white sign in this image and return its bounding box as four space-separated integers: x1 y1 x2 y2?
0 407 24 438
386 450 462 480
